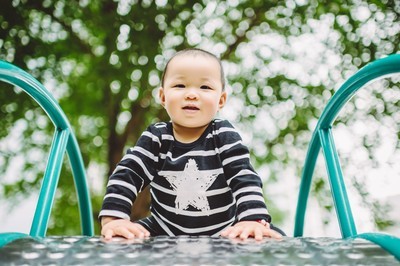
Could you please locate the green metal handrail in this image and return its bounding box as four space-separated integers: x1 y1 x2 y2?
0 60 94 241
294 54 400 260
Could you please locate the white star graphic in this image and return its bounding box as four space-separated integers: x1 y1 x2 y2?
163 159 218 215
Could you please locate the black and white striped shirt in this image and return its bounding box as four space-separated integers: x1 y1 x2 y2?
99 119 271 236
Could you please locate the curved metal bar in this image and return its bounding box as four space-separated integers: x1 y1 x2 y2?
353 233 400 261
30 128 70 237
0 233 29 248
318 54 400 129
294 54 400 237
0 60 94 236
0 62 69 129
67 134 94 235
319 128 356 237
294 133 320 236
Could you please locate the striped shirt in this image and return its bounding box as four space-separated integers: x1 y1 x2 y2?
99 119 271 236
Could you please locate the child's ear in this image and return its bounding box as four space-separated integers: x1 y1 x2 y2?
218 91 227 109
158 87 166 107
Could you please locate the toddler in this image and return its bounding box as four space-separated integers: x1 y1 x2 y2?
100 48 283 241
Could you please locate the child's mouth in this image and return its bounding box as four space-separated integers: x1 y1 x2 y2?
183 106 199 110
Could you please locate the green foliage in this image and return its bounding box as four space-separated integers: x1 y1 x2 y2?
1 0 399 235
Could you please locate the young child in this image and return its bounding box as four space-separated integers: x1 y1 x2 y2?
100 48 282 241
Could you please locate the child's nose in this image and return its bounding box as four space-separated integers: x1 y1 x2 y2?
185 88 198 100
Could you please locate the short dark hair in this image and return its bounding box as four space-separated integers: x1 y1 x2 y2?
160 48 226 91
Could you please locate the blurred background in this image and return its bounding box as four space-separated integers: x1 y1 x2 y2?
0 0 399 237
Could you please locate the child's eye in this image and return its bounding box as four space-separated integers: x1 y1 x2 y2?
173 84 185 88
200 85 212 90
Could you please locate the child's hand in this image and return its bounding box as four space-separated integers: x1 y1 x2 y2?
101 217 150 240
220 221 282 241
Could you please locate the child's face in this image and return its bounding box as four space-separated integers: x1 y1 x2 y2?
159 54 227 130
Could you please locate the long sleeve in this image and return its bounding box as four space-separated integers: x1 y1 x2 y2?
99 126 160 220
216 120 271 223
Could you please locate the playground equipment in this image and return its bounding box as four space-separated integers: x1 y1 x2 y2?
0 55 399 264
294 54 400 260
0 60 94 245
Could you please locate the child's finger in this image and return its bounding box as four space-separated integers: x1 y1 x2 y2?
220 226 233 237
263 228 283 239
113 227 134 239
102 229 115 240
228 226 244 239
127 226 146 238
253 227 264 241
131 223 151 237
239 227 252 240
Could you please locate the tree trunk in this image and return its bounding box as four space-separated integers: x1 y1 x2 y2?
131 187 151 220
